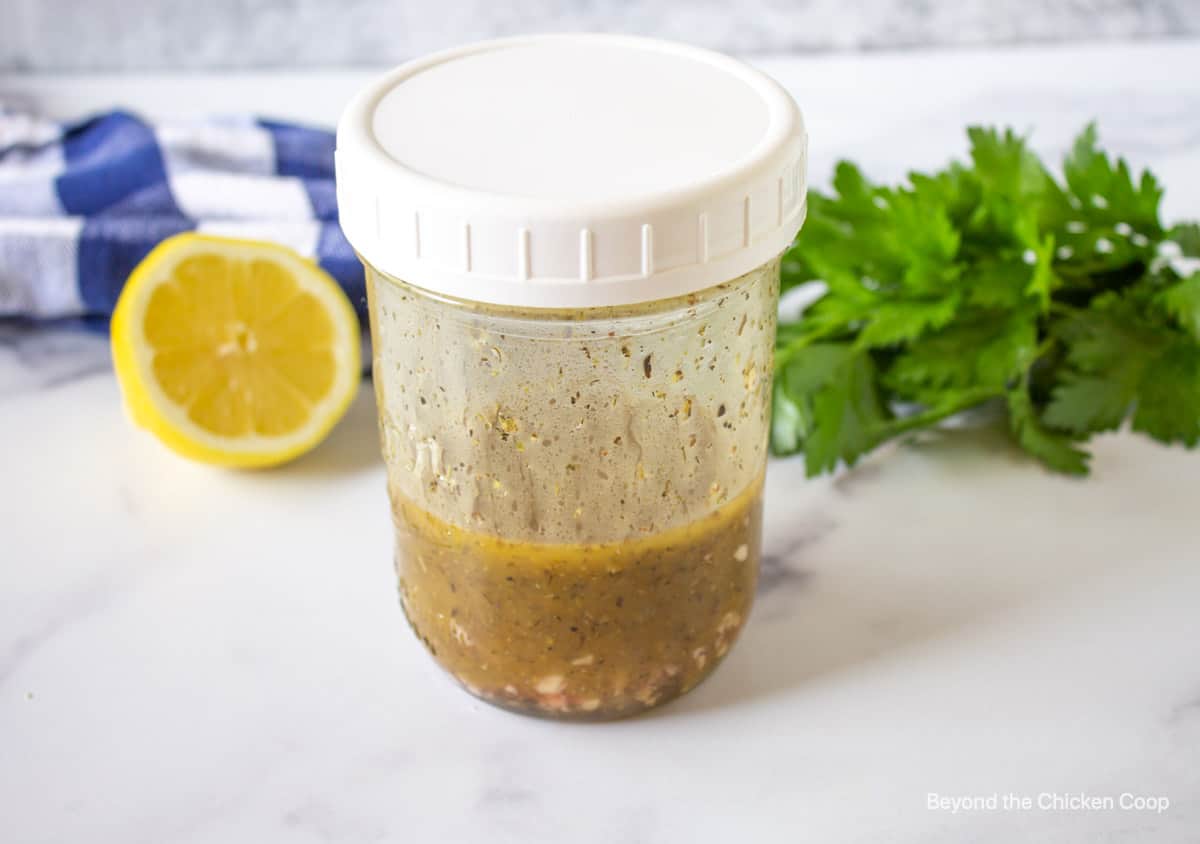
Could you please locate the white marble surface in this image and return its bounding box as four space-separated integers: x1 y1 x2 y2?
3 41 1200 843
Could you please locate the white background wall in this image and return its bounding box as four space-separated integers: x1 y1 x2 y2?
1 0 1196 72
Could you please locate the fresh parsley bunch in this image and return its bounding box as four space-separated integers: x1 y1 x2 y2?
773 125 1200 476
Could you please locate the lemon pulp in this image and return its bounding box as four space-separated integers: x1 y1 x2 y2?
111 233 361 467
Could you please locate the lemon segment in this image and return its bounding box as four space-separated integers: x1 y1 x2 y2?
111 233 361 468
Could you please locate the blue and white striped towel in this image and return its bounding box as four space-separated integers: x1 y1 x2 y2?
0 106 363 321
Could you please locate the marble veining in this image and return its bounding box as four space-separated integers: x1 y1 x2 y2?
756 509 829 596
2 41 1200 843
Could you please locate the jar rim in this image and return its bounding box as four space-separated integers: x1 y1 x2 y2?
365 255 779 340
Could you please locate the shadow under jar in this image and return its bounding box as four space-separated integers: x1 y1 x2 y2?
337 34 807 719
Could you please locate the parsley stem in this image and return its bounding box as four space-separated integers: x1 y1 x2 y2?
877 388 1001 440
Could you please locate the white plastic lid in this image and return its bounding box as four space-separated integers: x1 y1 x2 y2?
336 34 807 308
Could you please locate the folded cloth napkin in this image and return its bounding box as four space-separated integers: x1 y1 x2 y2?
0 105 364 321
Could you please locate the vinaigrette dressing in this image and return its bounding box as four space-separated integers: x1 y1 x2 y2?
392 475 762 719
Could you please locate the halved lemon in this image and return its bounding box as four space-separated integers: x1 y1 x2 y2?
111 233 361 468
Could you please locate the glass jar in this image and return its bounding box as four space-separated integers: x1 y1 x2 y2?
367 259 777 717
337 35 806 719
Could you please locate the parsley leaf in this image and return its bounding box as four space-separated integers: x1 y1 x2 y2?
775 123 1200 476
1158 275 1200 341
1131 343 1200 446
1059 123 1163 235
1169 222 1200 257
774 342 890 475
1007 384 1090 475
